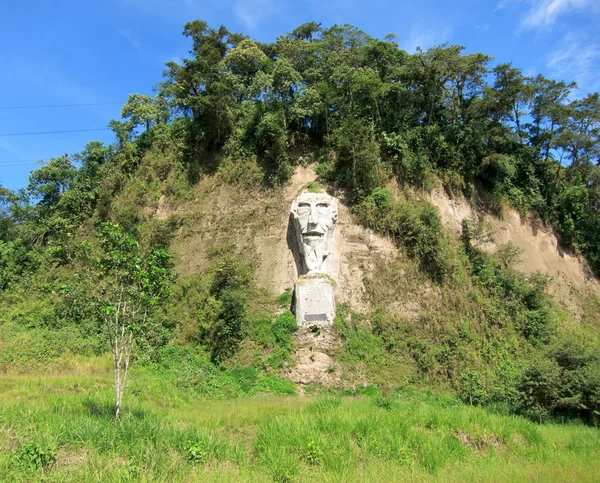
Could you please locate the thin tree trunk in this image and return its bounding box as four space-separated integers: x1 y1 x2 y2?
114 325 133 422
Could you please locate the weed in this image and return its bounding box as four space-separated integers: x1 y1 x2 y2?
185 441 208 464
10 440 57 472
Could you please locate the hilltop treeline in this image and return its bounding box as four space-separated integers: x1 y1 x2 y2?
124 21 596 275
2 21 600 280
1 22 600 423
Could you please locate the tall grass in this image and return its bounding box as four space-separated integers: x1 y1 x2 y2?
1 375 599 482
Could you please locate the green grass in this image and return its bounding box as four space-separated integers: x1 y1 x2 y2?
305 181 326 193
1 371 599 482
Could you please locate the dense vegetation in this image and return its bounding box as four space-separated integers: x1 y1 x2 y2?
1 19 600 454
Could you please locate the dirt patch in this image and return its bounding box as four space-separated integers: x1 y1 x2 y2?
429 187 600 319
334 200 398 314
454 428 505 453
169 165 400 315
286 326 340 386
54 448 89 469
0 426 19 452
154 195 170 220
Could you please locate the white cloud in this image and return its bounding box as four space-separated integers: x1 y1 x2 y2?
500 0 598 30
545 33 600 93
116 28 143 51
402 23 453 53
232 0 280 31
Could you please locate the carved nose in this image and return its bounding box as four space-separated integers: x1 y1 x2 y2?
308 207 318 224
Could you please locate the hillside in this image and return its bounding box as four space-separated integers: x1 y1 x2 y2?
1 20 600 481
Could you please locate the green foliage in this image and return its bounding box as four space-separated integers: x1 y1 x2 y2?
456 370 488 406
305 181 325 193
271 311 297 349
332 118 385 201
207 252 253 361
517 336 600 423
145 344 294 397
277 287 293 306
27 155 77 208
65 222 176 419
469 254 556 345
356 189 452 283
218 154 264 189
254 109 292 184
10 440 57 472
185 441 209 464
381 130 432 188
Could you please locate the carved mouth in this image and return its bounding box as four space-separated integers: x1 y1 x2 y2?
303 231 324 241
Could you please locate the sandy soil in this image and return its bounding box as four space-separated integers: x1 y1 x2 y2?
429 187 600 318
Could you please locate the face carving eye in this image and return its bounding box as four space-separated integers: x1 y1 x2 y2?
316 203 330 214
297 203 310 215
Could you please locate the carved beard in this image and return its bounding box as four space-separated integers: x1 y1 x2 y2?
302 240 326 272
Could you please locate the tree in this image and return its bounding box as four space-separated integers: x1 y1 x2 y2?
77 222 175 420
487 63 531 139
0 185 14 242
557 93 600 169
528 75 574 162
160 21 243 151
121 94 170 133
27 156 77 208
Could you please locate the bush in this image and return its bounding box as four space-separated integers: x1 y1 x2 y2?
517 336 600 423
11 441 57 472
355 191 452 283
271 311 297 349
207 252 253 361
210 288 247 361
456 370 488 406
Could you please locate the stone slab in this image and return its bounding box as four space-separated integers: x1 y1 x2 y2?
294 273 335 327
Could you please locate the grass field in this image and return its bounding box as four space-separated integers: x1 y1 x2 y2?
1 366 600 482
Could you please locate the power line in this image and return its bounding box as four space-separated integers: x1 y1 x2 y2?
0 160 48 167
0 102 122 110
0 162 41 168
0 157 64 165
0 128 110 137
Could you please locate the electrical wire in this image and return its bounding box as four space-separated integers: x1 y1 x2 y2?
0 102 122 110
0 128 110 137
0 162 42 168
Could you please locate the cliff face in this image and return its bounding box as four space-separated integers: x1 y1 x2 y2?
429 188 600 320
168 165 397 315
159 166 600 386
166 165 598 323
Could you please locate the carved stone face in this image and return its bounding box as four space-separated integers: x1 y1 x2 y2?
291 191 338 273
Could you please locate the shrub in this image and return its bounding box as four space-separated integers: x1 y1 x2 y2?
185 441 209 464
210 288 247 361
355 191 452 283
277 288 293 307
456 369 488 406
517 336 600 423
271 311 297 349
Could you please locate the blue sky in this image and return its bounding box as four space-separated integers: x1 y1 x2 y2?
1 0 599 190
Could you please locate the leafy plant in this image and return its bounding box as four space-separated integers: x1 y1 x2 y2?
11 441 57 472
185 441 209 464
